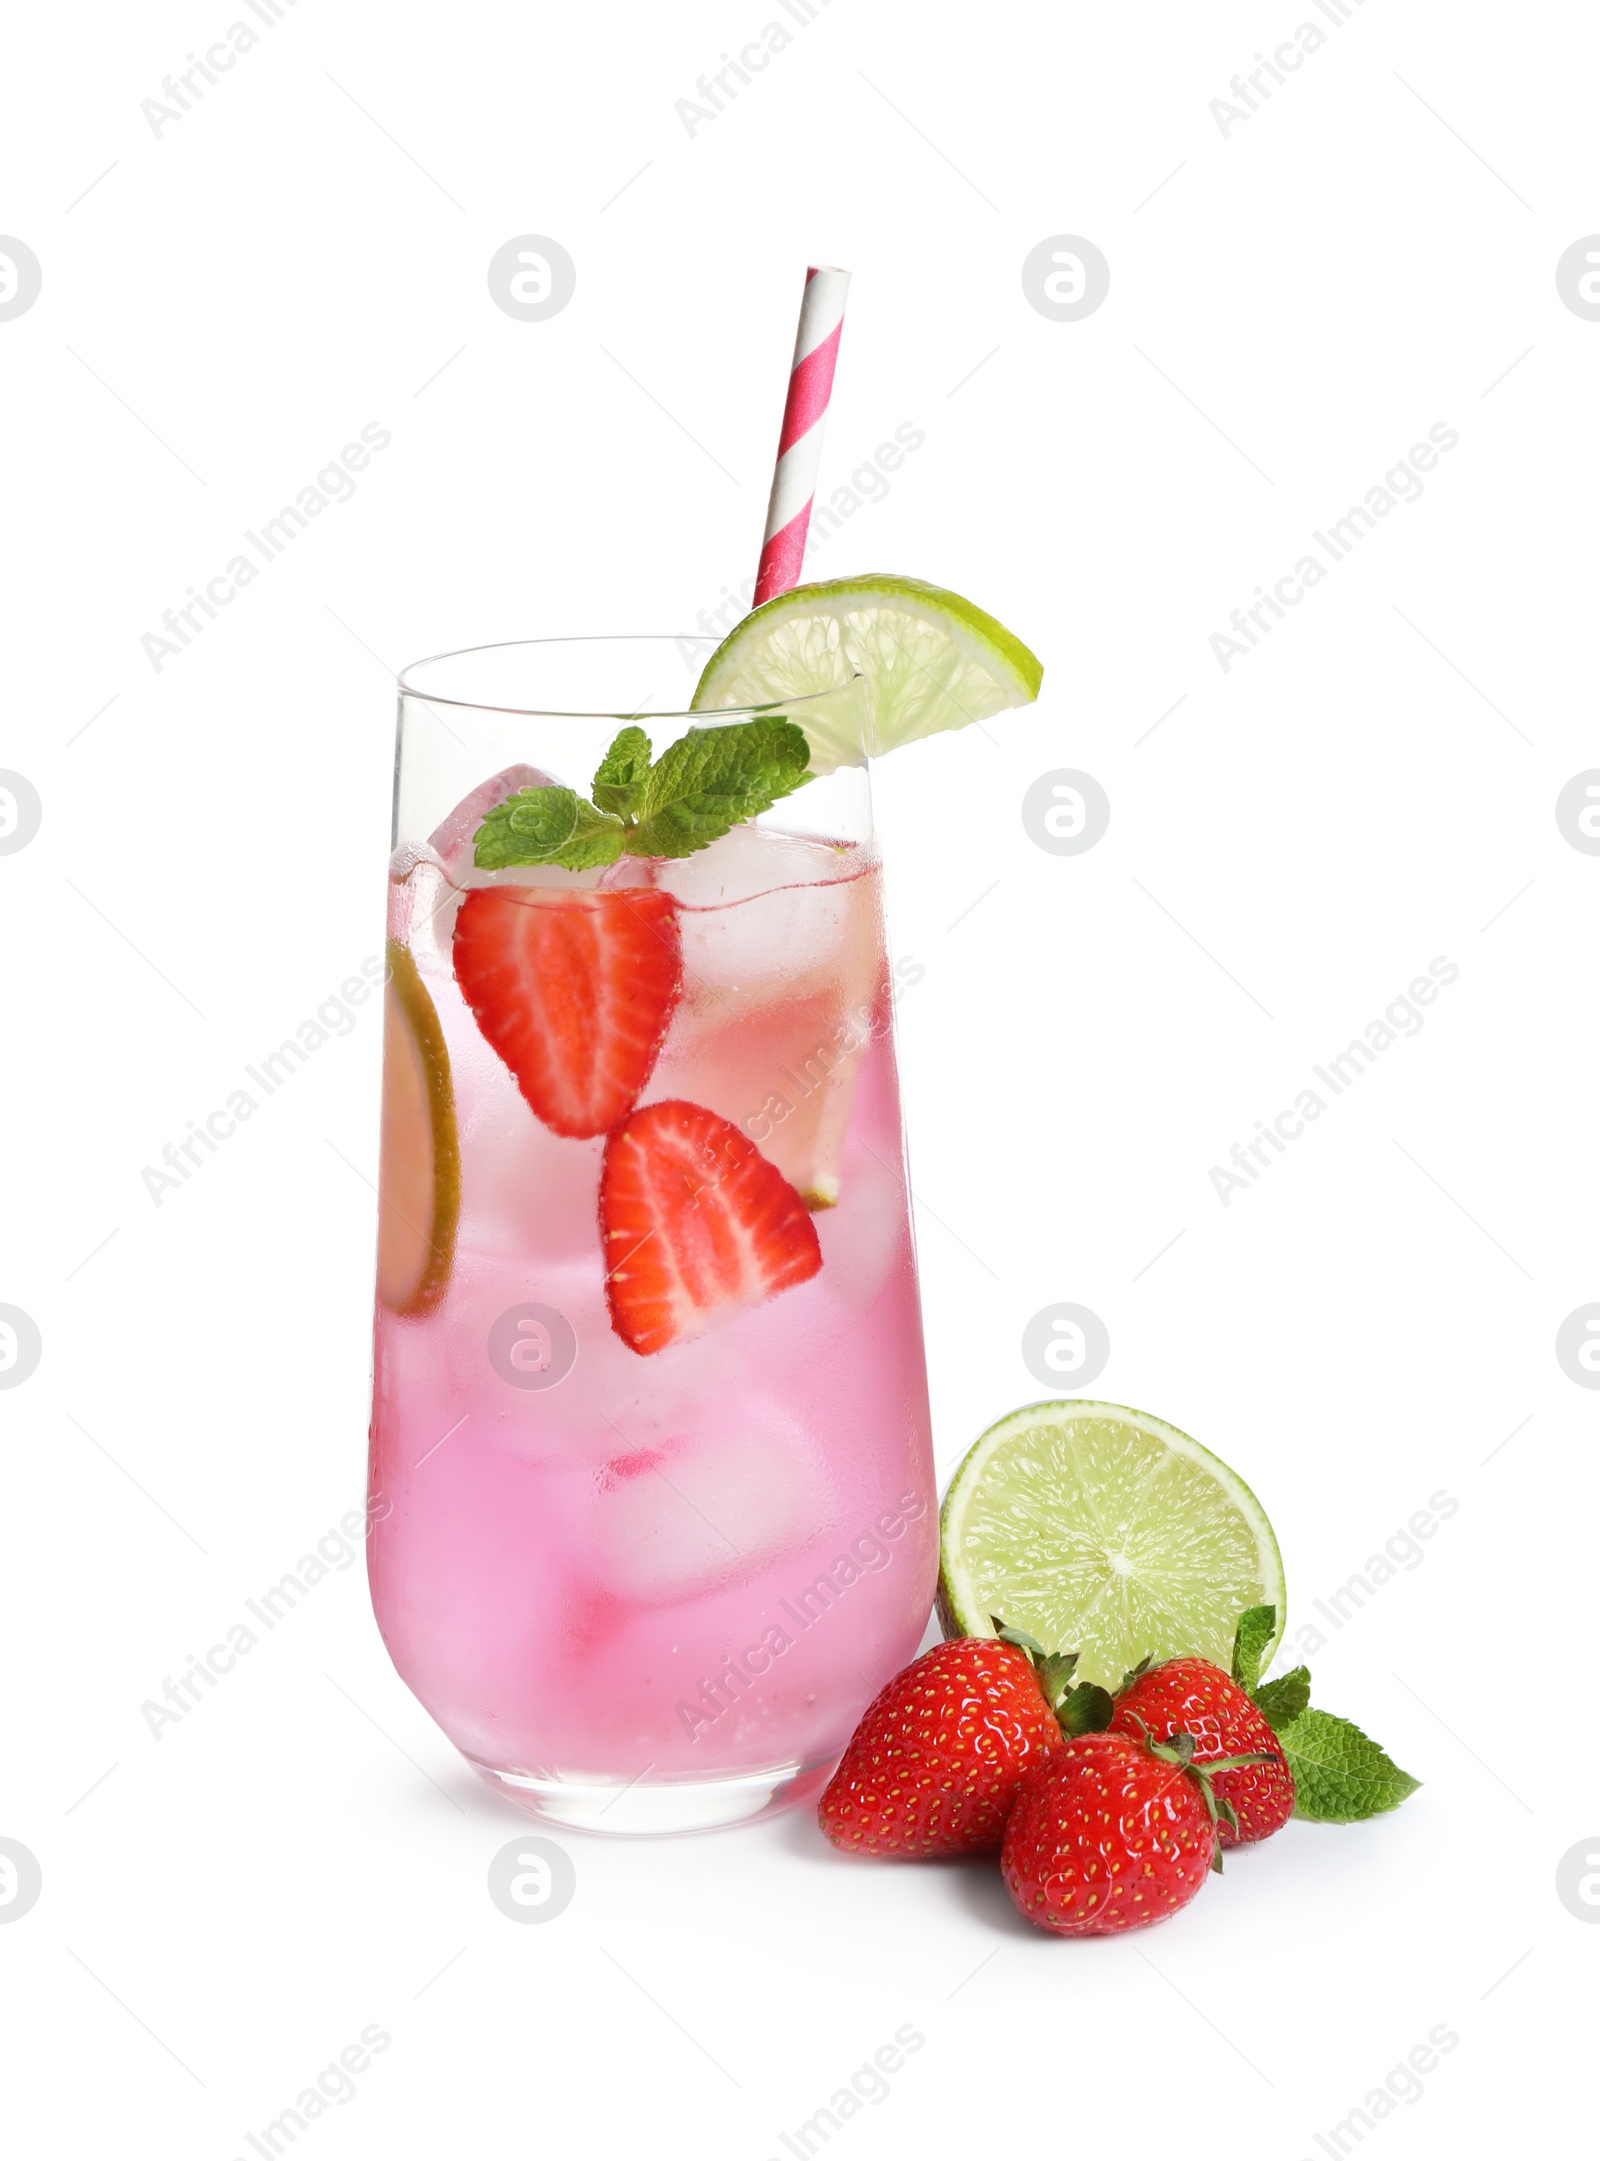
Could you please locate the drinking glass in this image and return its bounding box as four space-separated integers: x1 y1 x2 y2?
367 638 936 1833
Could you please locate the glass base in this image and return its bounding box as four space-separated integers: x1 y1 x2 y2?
466 1752 836 1836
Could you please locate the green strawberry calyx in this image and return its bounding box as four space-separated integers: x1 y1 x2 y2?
993 1619 1117 1740
1121 1713 1276 1872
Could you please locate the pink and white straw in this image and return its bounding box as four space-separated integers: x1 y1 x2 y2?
752 265 850 607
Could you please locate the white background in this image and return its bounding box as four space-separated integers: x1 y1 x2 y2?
3 1 1595 2153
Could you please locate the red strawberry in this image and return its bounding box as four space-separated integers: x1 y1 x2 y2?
1111 1657 1294 1845
600 1100 821 1355
452 885 680 1139
817 1638 1068 1857
1002 1730 1223 1935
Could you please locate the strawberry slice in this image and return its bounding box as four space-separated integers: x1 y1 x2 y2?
453 886 681 1139
601 1100 823 1354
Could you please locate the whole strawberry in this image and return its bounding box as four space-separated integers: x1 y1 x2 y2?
1003 1729 1241 1935
1111 1657 1293 1845
818 1637 1068 1856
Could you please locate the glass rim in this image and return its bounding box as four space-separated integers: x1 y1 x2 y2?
396 634 864 721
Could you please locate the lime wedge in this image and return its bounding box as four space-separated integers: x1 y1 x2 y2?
377 940 460 1317
938 1400 1285 1689
691 575 1042 775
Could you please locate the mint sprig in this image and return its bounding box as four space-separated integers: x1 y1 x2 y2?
472 716 812 871
1229 1604 1419 1824
1272 1707 1420 1823
591 724 652 820
1253 1666 1311 1730
473 786 627 872
1229 1605 1276 1698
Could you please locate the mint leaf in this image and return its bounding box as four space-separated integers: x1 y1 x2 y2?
1254 1666 1312 1732
548 798 627 871
1231 1604 1277 1696
474 785 579 867
470 714 813 873
1232 1606 1308 1732
629 716 810 859
474 786 624 872
592 725 653 820
1278 1707 1420 1822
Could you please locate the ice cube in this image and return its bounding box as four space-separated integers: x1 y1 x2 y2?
406 764 635 968
656 821 857 911
583 1414 822 1603
813 1139 907 1316
428 764 557 875
648 847 886 1202
386 841 449 951
669 836 880 1014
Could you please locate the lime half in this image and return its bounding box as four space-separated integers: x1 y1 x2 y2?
938 1400 1285 1689
691 574 1042 775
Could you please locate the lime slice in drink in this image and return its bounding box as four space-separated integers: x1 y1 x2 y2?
377 940 461 1317
938 1401 1285 1689
691 575 1043 775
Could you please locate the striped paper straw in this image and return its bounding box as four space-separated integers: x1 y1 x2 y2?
752 265 850 607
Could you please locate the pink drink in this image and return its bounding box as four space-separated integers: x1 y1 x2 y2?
367 642 936 1833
